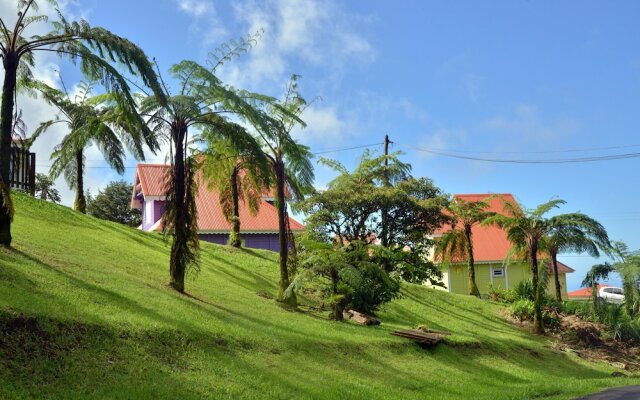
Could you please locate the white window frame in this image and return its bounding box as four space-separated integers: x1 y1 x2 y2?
491 267 505 278
145 200 154 225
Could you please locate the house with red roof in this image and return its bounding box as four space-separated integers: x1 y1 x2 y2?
432 193 574 297
130 164 304 252
567 284 611 301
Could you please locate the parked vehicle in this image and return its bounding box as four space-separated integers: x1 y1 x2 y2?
599 286 625 304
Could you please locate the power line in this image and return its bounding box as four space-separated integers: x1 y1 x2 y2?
395 143 640 164
417 143 640 155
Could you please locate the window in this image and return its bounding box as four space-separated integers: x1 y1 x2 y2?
492 268 504 277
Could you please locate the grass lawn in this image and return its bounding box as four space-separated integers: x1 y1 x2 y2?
0 193 637 399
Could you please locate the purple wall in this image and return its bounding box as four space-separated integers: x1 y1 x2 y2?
141 200 167 231
200 233 281 252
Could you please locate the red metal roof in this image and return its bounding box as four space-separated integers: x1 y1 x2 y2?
568 284 611 298
435 193 574 274
133 164 304 233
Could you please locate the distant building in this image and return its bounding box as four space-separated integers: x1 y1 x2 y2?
431 193 574 297
130 163 304 252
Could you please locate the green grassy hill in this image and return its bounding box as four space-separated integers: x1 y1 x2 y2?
0 193 637 399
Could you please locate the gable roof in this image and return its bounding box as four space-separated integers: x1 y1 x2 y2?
132 164 304 233
435 193 574 274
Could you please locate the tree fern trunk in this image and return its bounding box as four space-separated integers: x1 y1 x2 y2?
169 123 187 292
530 240 544 334
74 150 87 213
275 158 296 306
551 251 562 302
228 167 241 248
0 55 18 246
465 225 480 297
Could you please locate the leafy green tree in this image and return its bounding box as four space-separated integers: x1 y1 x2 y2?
483 198 576 334
252 75 314 306
434 198 494 297
34 173 60 203
87 180 141 227
297 151 447 286
582 263 615 316
199 133 270 248
545 214 611 302
28 80 154 213
139 52 276 293
0 0 163 245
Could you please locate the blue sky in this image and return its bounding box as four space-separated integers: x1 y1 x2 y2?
5 0 640 290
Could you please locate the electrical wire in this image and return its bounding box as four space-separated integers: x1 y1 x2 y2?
394 142 640 164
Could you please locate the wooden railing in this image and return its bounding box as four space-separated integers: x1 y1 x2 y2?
10 147 36 195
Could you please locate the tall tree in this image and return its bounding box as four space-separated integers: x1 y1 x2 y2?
252 75 314 306
545 215 611 302
435 198 494 297
87 180 142 226
139 54 276 293
0 0 163 245
483 198 567 334
582 262 615 315
199 132 270 248
34 173 60 202
27 80 153 213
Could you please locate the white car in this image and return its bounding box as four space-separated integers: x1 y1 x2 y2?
598 286 625 304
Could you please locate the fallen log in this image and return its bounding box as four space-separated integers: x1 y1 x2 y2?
391 329 449 348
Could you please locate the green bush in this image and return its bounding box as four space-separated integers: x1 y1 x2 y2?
514 279 535 301
487 285 518 303
511 299 535 321
510 299 561 328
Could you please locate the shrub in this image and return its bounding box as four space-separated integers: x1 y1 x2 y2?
514 279 535 301
488 285 518 303
511 299 535 321
510 299 561 328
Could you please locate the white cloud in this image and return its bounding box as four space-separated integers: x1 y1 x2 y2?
292 106 348 145
176 0 212 17
219 0 376 90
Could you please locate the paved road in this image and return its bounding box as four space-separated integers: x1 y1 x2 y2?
575 386 640 399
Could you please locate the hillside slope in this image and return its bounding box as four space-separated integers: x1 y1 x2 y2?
0 193 637 399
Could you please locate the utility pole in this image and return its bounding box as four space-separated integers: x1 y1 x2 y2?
381 134 390 249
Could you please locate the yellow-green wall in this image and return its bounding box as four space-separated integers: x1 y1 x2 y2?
442 263 569 298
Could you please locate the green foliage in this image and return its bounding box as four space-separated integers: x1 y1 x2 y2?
86 180 141 227
510 299 561 328
26 79 152 213
289 238 401 317
297 150 447 286
514 279 535 302
34 173 60 203
611 242 640 317
487 285 518 303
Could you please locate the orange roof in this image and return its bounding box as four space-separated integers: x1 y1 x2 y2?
133 164 304 233
568 284 611 298
435 193 574 273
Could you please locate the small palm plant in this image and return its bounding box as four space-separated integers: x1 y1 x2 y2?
28 80 154 213
434 197 494 297
582 263 615 317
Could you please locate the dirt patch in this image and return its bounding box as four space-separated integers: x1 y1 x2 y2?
499 308 640 372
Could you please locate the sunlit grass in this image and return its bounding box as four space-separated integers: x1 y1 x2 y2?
0 193 636 399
